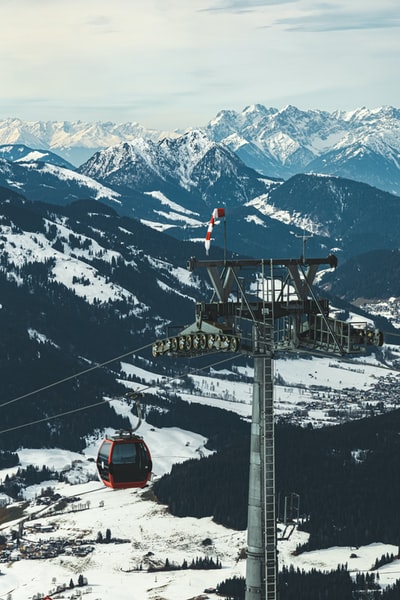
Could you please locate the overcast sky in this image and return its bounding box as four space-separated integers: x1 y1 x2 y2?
0 0 399 130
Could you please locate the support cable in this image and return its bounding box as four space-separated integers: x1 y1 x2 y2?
0 342 154 410
0 352 243 436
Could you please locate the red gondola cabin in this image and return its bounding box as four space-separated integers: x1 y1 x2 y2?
96 431 152 489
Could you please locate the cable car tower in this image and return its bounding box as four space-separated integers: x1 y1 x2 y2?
152 240 383 600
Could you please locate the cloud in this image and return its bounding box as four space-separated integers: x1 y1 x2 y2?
0 0 398 128
82 15 120 36
275 3 400 32
201 0 297 12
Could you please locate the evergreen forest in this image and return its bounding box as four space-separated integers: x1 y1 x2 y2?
217 568 400 599
152 404 400 550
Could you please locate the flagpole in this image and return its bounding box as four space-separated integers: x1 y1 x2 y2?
223 215 227 263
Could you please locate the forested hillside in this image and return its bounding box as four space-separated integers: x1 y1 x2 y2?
320 248 400 301
152 404 400 550
0 192 210 450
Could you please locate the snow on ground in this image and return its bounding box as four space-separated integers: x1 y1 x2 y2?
0 441 246 600
0 481 247 600
140 219 176 232
144 191 201 219
275 353 390 390
0 222 146 309
1 465 399 600
119 350 400 428
1 352 400 598
0 416 211 488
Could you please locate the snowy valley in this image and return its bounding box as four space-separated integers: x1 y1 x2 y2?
2 352 400 599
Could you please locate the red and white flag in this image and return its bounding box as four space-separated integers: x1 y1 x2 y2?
205 208 225 255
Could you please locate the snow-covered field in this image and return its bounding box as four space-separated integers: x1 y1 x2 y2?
0 479 247 600
2 445 400 600
1 350 400 599
141 349 400 427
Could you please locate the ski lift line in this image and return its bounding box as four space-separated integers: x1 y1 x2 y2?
0 342 154 410
347 568 400 575
0 399 108 434
0 352 242 436
152 455 202 459
0 330 397 436
0 320 397 435
381 329 400 338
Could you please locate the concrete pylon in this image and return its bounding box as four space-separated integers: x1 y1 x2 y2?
245 328 277 600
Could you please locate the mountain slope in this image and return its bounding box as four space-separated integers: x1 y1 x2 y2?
0 143 75 170
319 249 400 302
306 141 400 197
251 173 400 258
0 157 122 208
78 130 275 208
0 190 212 450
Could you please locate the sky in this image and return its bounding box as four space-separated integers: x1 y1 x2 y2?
0 0 399 132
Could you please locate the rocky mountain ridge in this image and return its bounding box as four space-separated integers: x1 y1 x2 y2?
1 104 400 195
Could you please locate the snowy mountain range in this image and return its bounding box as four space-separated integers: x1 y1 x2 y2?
1 129 400 264
0 118 166 166
1 104 400 196
207 104 400 196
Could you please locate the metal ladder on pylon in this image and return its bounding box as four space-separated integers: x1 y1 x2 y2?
262 349 277 600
